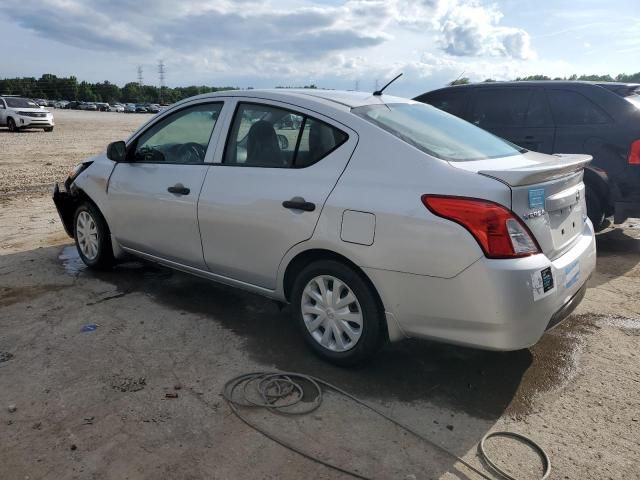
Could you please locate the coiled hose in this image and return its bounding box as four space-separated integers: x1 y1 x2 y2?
222 371 551 480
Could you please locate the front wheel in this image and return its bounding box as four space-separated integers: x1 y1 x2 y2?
7 118 17 132
291 260 385 366
44 127 54 132
73 203 114 269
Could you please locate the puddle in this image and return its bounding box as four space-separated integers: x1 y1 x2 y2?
59 245 87 276
57 245 605 419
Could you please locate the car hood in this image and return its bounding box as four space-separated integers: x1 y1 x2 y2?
14 107 50 114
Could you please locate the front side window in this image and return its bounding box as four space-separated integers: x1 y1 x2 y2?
353 102 523 162
5 97 39 109
548 90 611 125
131 103 222 164
224 103 347 168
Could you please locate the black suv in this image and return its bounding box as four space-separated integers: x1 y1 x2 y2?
415 82 640 228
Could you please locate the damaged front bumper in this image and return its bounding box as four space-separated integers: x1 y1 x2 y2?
52 182 76 238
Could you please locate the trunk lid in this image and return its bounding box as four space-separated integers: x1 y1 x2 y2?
450 151 592 260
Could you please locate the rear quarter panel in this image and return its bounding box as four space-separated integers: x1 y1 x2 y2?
291 119 513 280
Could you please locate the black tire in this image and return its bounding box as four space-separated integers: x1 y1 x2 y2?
7 118 17 132
291 259 385 366
44 127 54 132
73 202 115 270
585 184 605 231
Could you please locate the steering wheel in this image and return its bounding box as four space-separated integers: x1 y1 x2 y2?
176 142 206 163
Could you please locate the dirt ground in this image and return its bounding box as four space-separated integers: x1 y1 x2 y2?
0 110 639 480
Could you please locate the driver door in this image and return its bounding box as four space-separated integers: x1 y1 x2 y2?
107 101 225 268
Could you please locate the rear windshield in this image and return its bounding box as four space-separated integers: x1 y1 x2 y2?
352 103 523 162
4 97 39 108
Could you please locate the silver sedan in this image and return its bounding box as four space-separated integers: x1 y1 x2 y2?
53 89 596 365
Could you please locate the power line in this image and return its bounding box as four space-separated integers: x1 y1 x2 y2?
158 60 165 104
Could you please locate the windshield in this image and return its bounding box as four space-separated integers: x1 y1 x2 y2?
352 102 524 162
625 94 640 110
5 97 39 108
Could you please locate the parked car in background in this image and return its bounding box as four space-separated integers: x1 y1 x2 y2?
135 104 148 113
415 81 640 228
124 104 137 113
65 101 80 110
53 90 595 364
0 95 55 132
145 104 160 114
110 104 125 112
95 103 110 112
54 100 69 109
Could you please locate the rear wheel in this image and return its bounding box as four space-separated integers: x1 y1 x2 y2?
585 184 605 231
44 127 54 132
291 260 385 366
7 118 17 132
73 202 114 269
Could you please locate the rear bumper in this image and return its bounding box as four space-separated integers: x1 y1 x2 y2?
614 200 640 224
365 220 596 350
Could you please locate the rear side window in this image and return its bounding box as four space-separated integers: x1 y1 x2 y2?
547 89 611 125
468 88 531 127
223 103 347 168
417 90 467 116
353 103 523 162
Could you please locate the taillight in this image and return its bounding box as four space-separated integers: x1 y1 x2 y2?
421 195 541 259
628 140 640 165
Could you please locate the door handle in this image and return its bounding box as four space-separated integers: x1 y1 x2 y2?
167 184 190 195
282 197 316 212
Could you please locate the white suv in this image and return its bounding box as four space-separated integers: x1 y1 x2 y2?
0 96 55 132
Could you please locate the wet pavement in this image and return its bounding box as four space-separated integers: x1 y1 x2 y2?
57 245 606 420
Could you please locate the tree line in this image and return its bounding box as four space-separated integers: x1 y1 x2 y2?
0 74 237 104
449 72 640 86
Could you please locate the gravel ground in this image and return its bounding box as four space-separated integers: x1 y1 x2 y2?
0 111 639 479
0 109 151 197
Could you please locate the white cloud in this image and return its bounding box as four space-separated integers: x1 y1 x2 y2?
0 0 537 92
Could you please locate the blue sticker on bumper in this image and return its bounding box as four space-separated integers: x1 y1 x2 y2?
528 188 545 209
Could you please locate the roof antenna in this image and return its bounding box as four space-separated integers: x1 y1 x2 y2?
373 73 403 96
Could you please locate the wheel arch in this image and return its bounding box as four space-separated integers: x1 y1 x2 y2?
54 185 104 238
281 248 391 341
583 166 612 214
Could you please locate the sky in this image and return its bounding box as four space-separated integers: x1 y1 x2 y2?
1 0 639 97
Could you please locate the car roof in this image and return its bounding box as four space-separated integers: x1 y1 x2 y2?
426 80 639 91
178 89 412 111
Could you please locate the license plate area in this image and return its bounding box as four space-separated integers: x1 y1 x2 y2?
549 204 583 248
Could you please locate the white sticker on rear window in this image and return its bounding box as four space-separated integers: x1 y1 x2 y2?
532 267 555 301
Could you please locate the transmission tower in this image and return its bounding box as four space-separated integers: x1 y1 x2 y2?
355 79 360 91
137 65 143 88
158 60 166 104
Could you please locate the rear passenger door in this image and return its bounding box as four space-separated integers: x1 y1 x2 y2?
198 99 357 290
467 87 555 153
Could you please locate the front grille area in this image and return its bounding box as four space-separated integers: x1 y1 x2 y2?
18 111 47 118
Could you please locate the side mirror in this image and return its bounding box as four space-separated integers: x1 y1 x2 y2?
106 141 127 162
